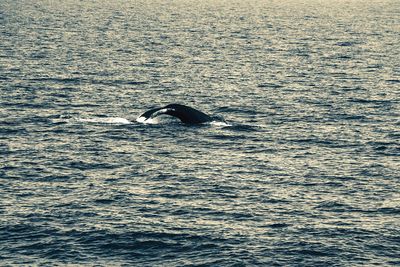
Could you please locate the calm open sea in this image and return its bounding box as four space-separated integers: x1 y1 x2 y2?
1 0 399 266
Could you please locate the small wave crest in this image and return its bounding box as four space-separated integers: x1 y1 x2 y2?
222 124 262 132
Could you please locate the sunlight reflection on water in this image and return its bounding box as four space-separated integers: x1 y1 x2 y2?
1 0 399 266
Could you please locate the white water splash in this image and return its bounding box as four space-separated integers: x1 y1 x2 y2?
136 116 159 124
209 121 232 127
77 117 132 124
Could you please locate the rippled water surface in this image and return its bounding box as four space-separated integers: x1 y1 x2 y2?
1 0 399 266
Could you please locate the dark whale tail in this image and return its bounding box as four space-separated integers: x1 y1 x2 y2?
137 104 214 124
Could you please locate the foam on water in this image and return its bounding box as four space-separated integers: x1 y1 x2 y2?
136 116 159 124
209 120 232 127
77 117 132 124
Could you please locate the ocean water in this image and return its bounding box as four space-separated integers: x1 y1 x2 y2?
1 0 399 266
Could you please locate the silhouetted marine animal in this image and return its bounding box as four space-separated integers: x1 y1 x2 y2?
137 104 214 124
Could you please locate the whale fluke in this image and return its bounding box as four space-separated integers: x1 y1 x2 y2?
137 104 214 124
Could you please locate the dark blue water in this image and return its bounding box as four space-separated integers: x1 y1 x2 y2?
1 0 399 266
